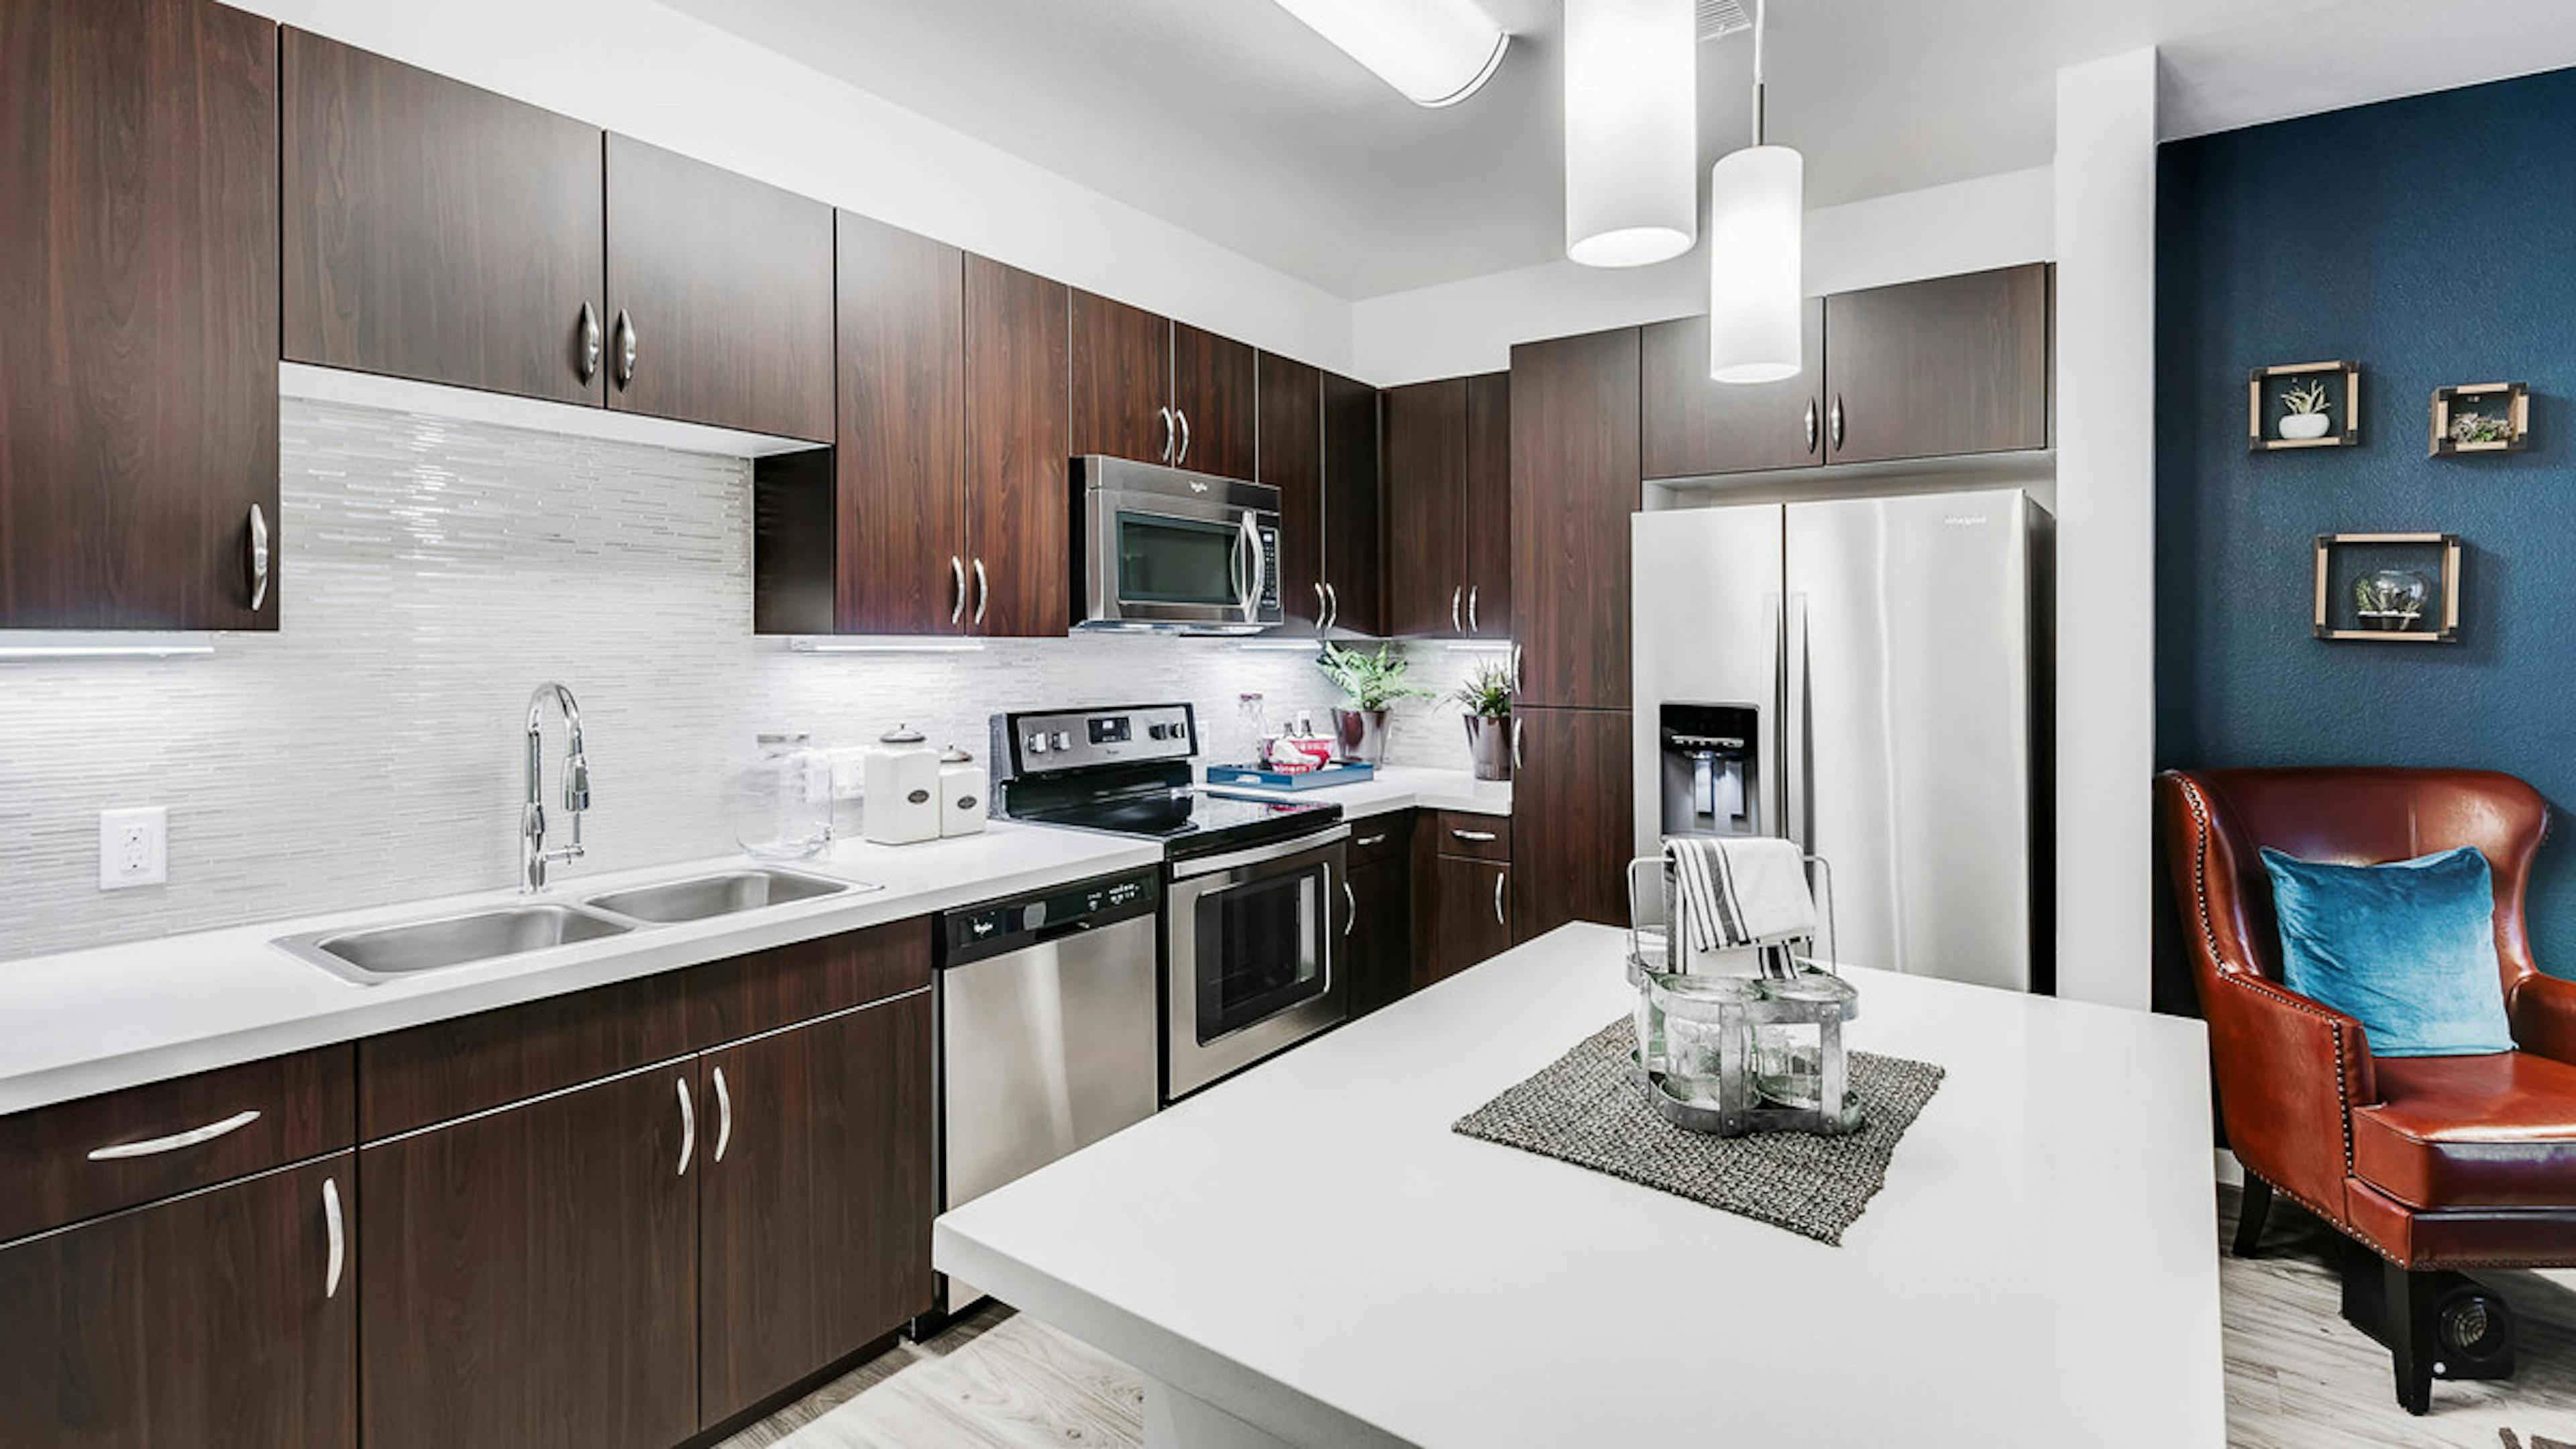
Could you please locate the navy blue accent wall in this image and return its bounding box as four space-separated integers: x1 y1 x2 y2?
2157 68 2576 969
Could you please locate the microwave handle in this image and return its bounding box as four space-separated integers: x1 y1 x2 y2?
1234 512 1262 624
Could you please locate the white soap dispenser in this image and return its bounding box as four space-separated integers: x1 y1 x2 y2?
937 745 987 838
862 724 941 846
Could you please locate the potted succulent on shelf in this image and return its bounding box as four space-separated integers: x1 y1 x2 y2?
1450 658 1515 782
1314 643 1436 765
2278 378 2334 440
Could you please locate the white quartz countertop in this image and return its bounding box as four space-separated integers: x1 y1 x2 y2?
0 823 1159 1116
1197 763 1509 818
936 924 2225 1448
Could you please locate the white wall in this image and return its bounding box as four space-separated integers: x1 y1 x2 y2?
2051 50 2160 1011
235 0 1358 374
1348 166 2055 384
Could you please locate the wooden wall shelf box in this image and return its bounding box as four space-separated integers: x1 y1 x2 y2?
2311 532 2461 643
2428 382 2530 455
2249 361 2362 451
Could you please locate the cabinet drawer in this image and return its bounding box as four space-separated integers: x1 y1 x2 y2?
0 1046 354 1242
1428 810 1511 861
688 916 932 1047
1348 811 1413 869
358 972 691 1140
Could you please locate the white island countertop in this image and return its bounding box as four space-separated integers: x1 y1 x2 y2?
1198 763 1508 819
0 823 1157 1116
938 923 2224 1448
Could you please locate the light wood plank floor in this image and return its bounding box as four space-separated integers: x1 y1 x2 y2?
731 1188 2576 1447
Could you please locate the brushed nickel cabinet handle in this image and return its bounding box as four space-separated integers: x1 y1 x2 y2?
676 1077 695 1177
245 505 270 612
1511 718 1523 770
1176 408 1192 466
322 1176 345 1299
1356 833 1389 849
1158 407 1175 464
712 1065 733 1164
615 309 639 388
579 301 602 383
1511 643 1523 692
1344 881 1357 938
1493 869 1508 927
1313 581 1327 629
1804 397 1819 454
1452 828 1498 844
950 556 967 626
1829 393 1845 451
88 1108 261 1161
1324 583 1340 632
1451 586 1462 633
972 557 991 627
1468 584 1479 634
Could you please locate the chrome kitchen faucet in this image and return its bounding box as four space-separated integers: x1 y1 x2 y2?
522 682 591 892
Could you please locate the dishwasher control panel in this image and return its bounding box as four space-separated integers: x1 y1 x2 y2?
936 867 1163 967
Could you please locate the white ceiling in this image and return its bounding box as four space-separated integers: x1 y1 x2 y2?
660 0 2576 301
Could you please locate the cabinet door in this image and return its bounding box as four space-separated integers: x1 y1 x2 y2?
1258 352 1324 631
1510 706 1634 940
1509 329 1640 709
1321 371 1384 637
1464 372 1513 639
1173 323 1257 480
965 256 1072 639
1415 854 1512 991
0 0 278 631
1070 290 1172 465
282 30 604 407
604 136 835 441
1823 264 2049 465
1345 859 1413 1018
1641 301 1825 478
1381 378 1468 639
835 213 967 634
0 1155 356 1449
359 1067 698 1449
699 993 932 1426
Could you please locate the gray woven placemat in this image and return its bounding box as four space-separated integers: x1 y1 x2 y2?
1452 1018 1945 1246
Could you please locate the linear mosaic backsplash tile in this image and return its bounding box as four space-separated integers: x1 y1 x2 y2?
0 400 1486 963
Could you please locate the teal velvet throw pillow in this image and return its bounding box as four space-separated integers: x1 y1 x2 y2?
2259 845 2514 1057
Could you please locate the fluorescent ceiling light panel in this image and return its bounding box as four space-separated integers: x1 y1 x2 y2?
1273 0 1510 109
1564 0 1699 268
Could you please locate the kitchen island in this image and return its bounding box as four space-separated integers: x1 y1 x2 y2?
936 923 2225 1447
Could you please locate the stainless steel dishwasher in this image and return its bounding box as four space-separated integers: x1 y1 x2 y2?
930 865 1163 1322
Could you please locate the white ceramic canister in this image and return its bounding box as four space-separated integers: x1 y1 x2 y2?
938 744 987 838
862 724 942 845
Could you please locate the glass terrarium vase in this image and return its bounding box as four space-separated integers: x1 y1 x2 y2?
2354 568 2430 633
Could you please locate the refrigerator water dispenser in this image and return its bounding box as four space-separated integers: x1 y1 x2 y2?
1659 704 1762 839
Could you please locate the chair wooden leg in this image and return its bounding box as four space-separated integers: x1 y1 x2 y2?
2385 1258 2436 1416
2233 1175 2274 1258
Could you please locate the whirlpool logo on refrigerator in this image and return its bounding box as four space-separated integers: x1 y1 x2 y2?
1941 514 1990 528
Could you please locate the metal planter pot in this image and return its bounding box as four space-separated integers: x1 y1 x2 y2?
1332 708 1390 765
1464 714 1513 782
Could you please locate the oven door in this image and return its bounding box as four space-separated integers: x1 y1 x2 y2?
1165 828 1350 1099
1081 472 1283 632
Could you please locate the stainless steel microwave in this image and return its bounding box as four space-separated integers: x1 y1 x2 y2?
1075 456 1282 633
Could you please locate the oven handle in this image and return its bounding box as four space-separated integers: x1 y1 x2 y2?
1168 824 1352 882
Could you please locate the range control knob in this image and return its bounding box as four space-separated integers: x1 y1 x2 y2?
1026 733 1049 755
1051 731 1073 751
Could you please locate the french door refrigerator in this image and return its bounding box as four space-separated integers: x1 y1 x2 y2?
1631 488 2053 993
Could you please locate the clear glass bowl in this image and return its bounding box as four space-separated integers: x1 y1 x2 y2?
724 733 833 861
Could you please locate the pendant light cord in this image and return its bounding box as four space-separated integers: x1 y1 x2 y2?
1750 0 1767 146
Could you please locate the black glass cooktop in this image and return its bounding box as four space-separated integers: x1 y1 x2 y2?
1008 789 1340 861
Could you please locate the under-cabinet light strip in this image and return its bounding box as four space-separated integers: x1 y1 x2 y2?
0 633 217 660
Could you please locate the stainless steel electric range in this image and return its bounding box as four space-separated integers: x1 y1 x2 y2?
989 702 1350 1099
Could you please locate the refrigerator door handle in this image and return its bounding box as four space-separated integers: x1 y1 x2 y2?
1783 591 1811 855
1762 591 1784 839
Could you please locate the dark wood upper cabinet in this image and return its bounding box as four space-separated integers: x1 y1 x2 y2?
1383 379 1469 639
967 256 1073 639
282 30 604 407
359 1065 698 1449
1173 323 1257 480
1510 329 1639 709
604 136 834 441
0 0 278 631
1258 352 1324 631
0 1155 356 1449
1824 264 2050 465
1070 290 1172 466
1510 706 1634 941
1641 301 1825 478
1320 370 1384 637
1464 372 1512 640
698 993 932 1426
826 213 966 635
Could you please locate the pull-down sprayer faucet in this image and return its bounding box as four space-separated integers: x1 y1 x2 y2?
523 682 590 892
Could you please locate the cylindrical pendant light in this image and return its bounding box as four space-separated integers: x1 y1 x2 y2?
1708 0 1803 382
1273 0 1511 109
1563 0 1697 268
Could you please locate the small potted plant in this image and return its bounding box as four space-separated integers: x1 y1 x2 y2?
2278 378 2334 440
2354 570 2430 632
1450 658 1514 781
1314 643 1435 765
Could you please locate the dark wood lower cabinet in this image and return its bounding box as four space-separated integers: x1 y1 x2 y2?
698 991 933 1427
1345 859 1412 1018
0 1155 356 1449
359 1065 698 1449
1415 852 1512 991
1510 706 1635 939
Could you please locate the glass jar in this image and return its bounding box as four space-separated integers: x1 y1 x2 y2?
725 733 833 861
1752 973 1856 1109
1640 972 1758 1108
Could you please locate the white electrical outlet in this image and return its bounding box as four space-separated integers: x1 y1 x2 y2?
99 806 168 890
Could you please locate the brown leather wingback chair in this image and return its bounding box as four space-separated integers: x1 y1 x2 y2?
2158 767 2576 1414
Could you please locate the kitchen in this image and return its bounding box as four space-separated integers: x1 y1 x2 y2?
7 1 2567 1446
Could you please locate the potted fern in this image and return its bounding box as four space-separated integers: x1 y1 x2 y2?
1314 643 1435 765
1450 658 1515 781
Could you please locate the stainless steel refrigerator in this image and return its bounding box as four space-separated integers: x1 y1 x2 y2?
1631 488 2053 993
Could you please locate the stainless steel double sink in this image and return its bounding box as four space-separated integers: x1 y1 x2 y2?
272 868 871 985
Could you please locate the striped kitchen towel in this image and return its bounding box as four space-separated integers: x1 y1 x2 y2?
1665 836 1817 957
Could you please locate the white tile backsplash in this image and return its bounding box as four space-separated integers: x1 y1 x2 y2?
0 400 1483 962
